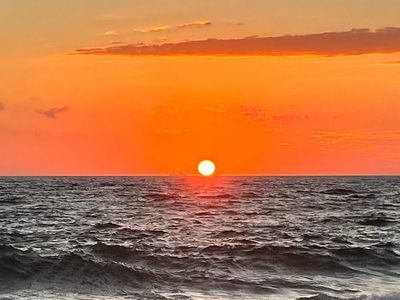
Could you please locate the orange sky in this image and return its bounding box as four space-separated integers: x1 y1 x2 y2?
0 1 400 175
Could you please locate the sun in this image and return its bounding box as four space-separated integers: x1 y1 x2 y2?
198 160 216 176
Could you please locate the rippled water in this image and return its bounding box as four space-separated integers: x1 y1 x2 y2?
1 176 400 300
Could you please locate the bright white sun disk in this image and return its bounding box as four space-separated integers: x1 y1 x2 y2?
198 160 216 176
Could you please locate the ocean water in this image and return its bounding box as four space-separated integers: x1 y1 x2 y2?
0 176 399 300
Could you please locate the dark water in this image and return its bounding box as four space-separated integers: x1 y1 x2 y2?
1 176 400 300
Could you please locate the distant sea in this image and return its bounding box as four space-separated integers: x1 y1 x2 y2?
1 176 399 300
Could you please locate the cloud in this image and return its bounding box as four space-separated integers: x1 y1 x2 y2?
76 27 400 57
150 105 176 117
103 31 119 36
271 113 309 124
204 104 226 112
98 14 124 21
312 129 400 144
134 19 212 33
232 104 309 132
135 25 170 33
0 101 4 110
109 40 125 45
278 142 292 147
239 104 267 123
177 20 212 29
312 129 400 160
155 127 188 135
37 106 69 119
226 22 244 26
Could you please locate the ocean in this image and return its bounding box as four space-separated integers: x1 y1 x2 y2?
0 176 399 299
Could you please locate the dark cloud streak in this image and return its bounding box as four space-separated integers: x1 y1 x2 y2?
37 106 69 119
75 27 400 57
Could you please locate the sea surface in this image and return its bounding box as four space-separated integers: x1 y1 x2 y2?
0 176 400 300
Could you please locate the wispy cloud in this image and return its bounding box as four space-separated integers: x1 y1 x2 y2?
204 104 226 112
76 27 400 57
155 127 188 135
151 103 306 132
237 104 307 126
37 106 69 119
103 31 119 36
278 142 292 147
109 40 125 45
0 101 4 111
177 20 212 29
98 14 124 21
239 104 268 123
271 113 309 125
134 19 212 33
312 129 400 161
135 25 170 33
312 129 400 145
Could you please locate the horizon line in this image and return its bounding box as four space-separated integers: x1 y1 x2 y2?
0 174 399 177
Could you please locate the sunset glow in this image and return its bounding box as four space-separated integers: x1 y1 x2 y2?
0 1 399 176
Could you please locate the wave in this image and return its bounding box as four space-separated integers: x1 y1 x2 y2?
142 192 181 200
198 244 352 273
198 193 236 199
241 191 262 198
296 294 342 300
349 193 377 199
374 242 397 248
211 229 246 238
296 292 400 300
358 217 396 226
367 293 400 300
115 227 166 240
1 240 399 296
0 244 156 293
0 196 26 204
321 188 379 200
90 242 140 259
92 222 120 230
321 188 357 195
198 243 400 273
0 245 45 282
97 182 116 187
89 243 242 273
332 246 400 267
